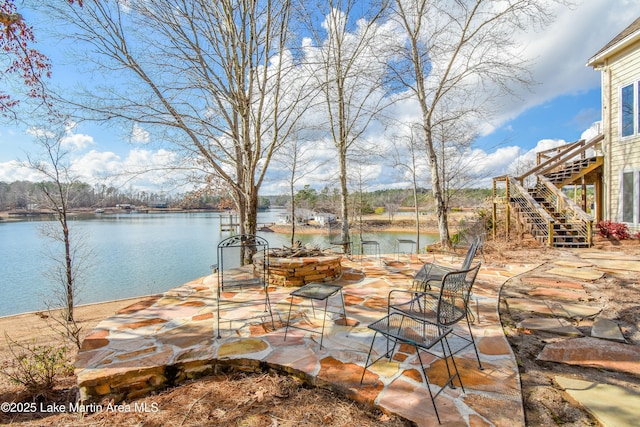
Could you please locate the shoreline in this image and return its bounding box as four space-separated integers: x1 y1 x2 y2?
0 207 224 221
0 296 156 362
267 222 440 235
0 294 161 321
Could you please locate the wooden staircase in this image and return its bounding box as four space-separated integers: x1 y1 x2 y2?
543 156 604 188
492 134 604 248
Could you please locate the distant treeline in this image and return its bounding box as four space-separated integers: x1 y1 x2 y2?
0 180 493 213
0 180 213 211
263 185 493 214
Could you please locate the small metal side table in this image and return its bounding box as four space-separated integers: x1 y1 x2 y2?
360 239 381 263
284 282 347 349
329 239 353 260
394 238 417 260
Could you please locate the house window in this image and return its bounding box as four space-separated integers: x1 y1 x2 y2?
621 83 635 137
620 170 639 224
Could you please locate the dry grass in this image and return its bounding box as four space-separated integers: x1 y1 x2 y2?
0 371 410 426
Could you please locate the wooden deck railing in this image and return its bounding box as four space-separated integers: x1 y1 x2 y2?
516 134 604 184
535 176 593 246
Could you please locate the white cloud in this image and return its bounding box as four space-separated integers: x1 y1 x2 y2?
472 146 523 176
0 160 44 182
67 148 187 192
130 123 150 144
488 1 640 129
504 138 568 176
0 144 188 194
25 127 55 139
25 123 95 151
61 132 94 150
581 121 602 141
70 150 123 180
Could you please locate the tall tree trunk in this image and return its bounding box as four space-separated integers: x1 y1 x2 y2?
290 180 296 247
412 178 420 252
244 189 258 236
425 130 451 248
62 218 74 323
339 145 350 254
241 188 259 265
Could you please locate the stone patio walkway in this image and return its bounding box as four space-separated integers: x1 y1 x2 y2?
76 253 540 426
501 249 640 427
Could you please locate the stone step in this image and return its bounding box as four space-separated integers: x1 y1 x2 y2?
517 317 583 336
538 337 640 377
591 318 626 343
555 376 640 427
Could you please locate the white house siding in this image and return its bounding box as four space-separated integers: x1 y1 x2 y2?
604 42 640 233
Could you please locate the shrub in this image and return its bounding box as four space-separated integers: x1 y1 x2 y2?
596 220 631 240
450 232 461 244
374 207 385 215
0 335 73 393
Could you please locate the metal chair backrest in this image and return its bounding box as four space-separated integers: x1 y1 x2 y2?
436 263 481 326
216 234 269 289
460 237 481 270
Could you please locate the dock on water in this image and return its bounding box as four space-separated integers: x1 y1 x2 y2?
219 213 274 233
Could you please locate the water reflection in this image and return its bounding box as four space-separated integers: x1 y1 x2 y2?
261 230 436 256
0 210 437 316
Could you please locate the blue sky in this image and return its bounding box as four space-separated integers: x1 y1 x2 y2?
1 1 639 194
474 88 602 152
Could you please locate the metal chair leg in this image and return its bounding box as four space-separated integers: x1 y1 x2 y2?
465 314 483 370
283 297 295 342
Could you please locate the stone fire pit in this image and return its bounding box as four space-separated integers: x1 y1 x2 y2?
253 245 342 287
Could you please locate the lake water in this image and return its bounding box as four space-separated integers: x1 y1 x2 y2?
0 210 437 317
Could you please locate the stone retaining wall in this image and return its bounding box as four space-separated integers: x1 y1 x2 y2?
255 255 342 287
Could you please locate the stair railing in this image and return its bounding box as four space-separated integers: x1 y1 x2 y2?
516 134 604 185
535 175 594 246
493 134 602 247
507 176 556 246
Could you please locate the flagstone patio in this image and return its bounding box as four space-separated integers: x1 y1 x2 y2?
75 253 538 426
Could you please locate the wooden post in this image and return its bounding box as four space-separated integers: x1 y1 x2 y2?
595 172 603 223
505 177 510 240
492 179 497 240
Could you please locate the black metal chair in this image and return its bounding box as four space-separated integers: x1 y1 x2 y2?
362 313 459 424
388 263 483 370
360 276 469 423
213 234 274 338
452 220 487 259
412 236 482 291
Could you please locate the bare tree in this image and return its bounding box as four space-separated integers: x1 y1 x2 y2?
274 132 328 246
388 123 428 248
431 112 479 210
382 191 405 224
347 157 375 240
46 0 304 254
389 0 562 247
298 0 393 253
24 124 92 348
